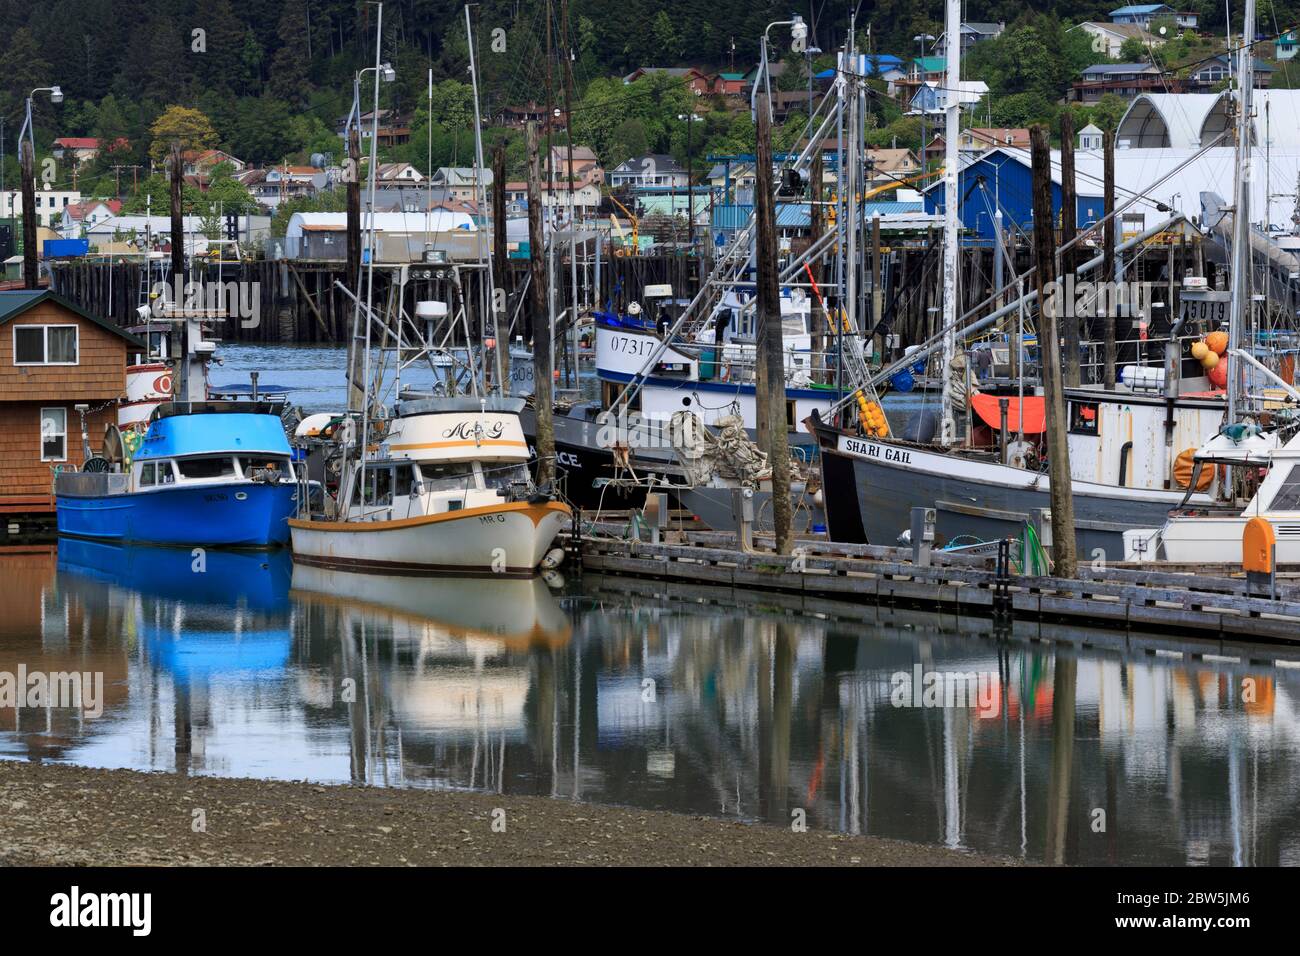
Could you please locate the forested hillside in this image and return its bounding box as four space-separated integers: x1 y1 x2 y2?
0 0 1293 207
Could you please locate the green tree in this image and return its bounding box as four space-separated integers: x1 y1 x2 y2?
149 105 219 163
269 0 312 106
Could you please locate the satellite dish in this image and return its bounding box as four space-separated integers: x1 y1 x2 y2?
102 423 125 466
310 152 329 169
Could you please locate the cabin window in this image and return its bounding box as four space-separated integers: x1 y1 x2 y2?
420 462 475 493
140 463 156 487
177 456 237 480
1069 401 1099 436
238 456 292 480
351 466 394 507
157 460 176 483
1270 467 1300 511
40 407 66 461
15 325 78 365
482 463 530 489
394 463 416 498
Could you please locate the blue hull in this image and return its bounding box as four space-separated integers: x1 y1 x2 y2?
57 482 297 547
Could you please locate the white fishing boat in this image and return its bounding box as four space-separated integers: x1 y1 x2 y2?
1128 427 1300 563
289 396 570 575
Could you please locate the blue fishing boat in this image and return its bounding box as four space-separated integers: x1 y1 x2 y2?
55 401 299 547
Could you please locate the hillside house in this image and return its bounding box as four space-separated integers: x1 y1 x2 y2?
1109 4 1198 29
0 290 141 513
609 155 689 191
2 185 83 228
623 67 714 96
932 21 1005 53
1070 62 1172 102
1073 21 1164 59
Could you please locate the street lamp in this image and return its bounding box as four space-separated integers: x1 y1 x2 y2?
17 86 62 152
677 112 704 248
753 15 808 124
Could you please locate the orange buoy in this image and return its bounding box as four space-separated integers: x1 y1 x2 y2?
1206 330 1228 355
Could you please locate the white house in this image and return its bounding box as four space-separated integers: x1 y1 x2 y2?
2 185 83 228
609 154 689 190
501 177 601 219
1073 21 1164 59
57 199 123 239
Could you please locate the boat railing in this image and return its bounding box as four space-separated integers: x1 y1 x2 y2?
54 471 130 498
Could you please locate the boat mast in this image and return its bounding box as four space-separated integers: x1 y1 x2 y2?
357 0 384 509
1228 0 1255 425
938 0 960 446
464 4 501 394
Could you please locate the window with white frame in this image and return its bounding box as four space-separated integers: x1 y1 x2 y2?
14 324 79 365
40 407 67 461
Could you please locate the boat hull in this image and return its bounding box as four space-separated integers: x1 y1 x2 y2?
817 431 1216 560
1157 516 1300 564
288 501 571 576
56 481 297 548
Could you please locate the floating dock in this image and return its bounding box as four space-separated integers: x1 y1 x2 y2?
573 526 1300 644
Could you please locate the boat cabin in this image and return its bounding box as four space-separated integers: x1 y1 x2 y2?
129 403 295 494
340 396 533 521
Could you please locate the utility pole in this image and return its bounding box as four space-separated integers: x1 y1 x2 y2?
492 142 509 388
346 124 364 413
1103 129 1117 389
755 85 793 555
169 141 188 399
20 138 37 289
1059 109 1080 387
1228 0 1256 425
527 120 556 488
1030 124 1077 579
937 0 960 445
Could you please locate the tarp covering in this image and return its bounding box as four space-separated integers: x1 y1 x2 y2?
970 393 1046 434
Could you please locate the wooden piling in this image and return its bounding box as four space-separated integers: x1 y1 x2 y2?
526 120 556 488
1103 129 1117 389
1030 125 1078 579
1059 110 1080 387
754 91 793 555
20 140 37 289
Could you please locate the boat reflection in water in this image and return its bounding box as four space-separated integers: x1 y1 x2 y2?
5 543 1300 864
291 566 570 790
55 538 294 775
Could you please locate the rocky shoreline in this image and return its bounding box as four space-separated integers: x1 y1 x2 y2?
0 760 1015 867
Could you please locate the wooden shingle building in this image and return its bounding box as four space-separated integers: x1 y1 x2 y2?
0 290 139 518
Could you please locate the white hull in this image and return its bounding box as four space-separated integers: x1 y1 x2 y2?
1156 516 1300 563
289 501 570 575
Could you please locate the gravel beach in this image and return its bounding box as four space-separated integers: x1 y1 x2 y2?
0 760 1014 867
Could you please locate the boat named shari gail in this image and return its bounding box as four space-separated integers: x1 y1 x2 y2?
288 396 570 576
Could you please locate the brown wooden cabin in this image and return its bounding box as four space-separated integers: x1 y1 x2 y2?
0 290 142 515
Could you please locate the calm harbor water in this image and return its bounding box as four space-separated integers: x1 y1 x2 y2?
3 541 1299 866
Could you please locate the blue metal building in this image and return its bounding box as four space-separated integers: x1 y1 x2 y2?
922 148 1105 244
